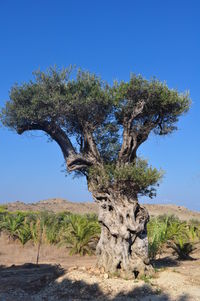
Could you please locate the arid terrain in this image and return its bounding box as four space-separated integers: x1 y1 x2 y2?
5 197 200 221
0 198 200 301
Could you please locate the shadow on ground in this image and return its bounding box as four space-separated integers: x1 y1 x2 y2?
0 263 191 301
151 256 180 269
0 263 64 292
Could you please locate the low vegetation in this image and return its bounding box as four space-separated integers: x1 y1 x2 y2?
0 210 100 258
148 215 200 260
0 210 199 261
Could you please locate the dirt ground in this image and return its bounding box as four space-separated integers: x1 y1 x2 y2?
0 232 200 301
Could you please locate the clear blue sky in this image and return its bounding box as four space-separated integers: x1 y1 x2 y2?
0 0 200 211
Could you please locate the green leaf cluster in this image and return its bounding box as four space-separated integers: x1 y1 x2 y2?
89 158 163 198
0 210 199 259
115 75 190 135
148 215 200 260
0 67 191 157
1 67 112 136
59 214 100 255
0 210 101 255
0 67 191 198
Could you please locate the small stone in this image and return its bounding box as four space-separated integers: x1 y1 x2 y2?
93 268 101 276
87 267 94 274
100 267 105 274
79 266 86 272
68 266 78 272
104 273 109 279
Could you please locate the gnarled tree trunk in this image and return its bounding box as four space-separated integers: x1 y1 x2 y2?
92 190 152 279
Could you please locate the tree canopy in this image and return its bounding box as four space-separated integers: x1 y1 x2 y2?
0 66 191 198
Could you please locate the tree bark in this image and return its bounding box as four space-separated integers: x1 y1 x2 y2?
92 190 153 279
17 122 98 173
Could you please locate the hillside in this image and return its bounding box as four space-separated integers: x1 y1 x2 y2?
3 198 200 221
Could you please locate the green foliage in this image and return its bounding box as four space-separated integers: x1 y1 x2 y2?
147 217 168 259
147 215 200 260
43 212 64 244
148 236 160 261
0 67 112 139
30 218 41 245
147 215 176 259
115 75 191 135
0 205 8 213
1 69 190 139
89 158 163 198
0 210 100 255
0 213 25 239
0 67 191 199
0 209 199 260
84 213 98 222
169 241 196 260
188 219 200 239
16 221 32 245
93 121 121 163
139 274 153 284
29 211 62 245
59 214 100 255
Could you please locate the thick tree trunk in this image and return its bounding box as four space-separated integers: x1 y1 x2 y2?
93 191 153 279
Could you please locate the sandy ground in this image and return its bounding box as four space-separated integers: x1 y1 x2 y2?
0 233 200 301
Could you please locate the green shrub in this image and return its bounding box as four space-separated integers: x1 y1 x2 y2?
147 216 170 259
147 215 199 260
43 213 63 244
188 219 200 240
0 213 25 239
1 209 198 260
168 241 196 260
0 205 8 213
16 222 32 245
59 214 100 255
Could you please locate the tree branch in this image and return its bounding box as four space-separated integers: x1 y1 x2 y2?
83 129 101 162
118 100 161 164
17 121 75 158
17 121 95 172
118 100 146 163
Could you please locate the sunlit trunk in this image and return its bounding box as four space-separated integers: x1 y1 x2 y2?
92 190 152 279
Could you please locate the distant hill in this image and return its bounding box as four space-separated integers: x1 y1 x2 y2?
3 198 200 221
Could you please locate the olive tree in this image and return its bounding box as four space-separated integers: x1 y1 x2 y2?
0 67 190 278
